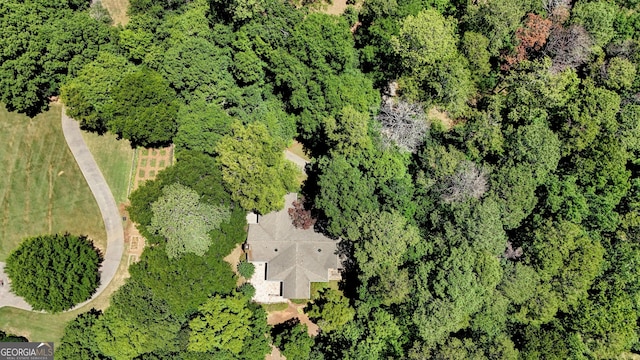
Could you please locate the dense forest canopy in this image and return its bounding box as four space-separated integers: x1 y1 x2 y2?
3 0 640 358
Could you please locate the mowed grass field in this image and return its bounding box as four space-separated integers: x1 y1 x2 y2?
82 131 134 204
0 104 106 261
0 245 131 343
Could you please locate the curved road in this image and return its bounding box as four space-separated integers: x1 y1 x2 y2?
0 108 124 311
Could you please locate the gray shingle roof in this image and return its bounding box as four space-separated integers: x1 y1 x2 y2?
247 193 339 299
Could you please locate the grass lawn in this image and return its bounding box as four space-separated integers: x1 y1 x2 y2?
101 0 130 25
0 104 106 261
82 131 134 204
287 140 311 161
0 245 131 343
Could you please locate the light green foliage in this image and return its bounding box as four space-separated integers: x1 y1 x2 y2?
504 60 580 123
352 211 421 305
233 49 265 84
290 13 357 73
307 288 355 333
188 294 253 354
499 263 540 306
461 31 492 82
215 121 299 214
392 9 473 114
392 9 458 68
414 243 499 346
61 52 135 132
572 0 617 47
161 0 214 45
571 135 630 231
560 81 621 153
618 104 640 151
119 29 158 64
544 175 590 224
343 309 404 359
5 234 102 313
508 121 561 183
161 37 236 102
105 67 180 147
150 183 230 258
324 105 373 157
57 310 104 359
603 57 636 90
353 211 420 280
515 221 605 324
94 280 181 359
274 322 315 360
490 165 538 229
464 0 530 55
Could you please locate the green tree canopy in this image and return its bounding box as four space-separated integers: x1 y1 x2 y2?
188 294 254 354
149 183 230 258
61 52 135 133
215 121 299 214
5 234 103 313
105 67 180 147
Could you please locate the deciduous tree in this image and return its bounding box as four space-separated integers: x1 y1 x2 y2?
215 121 299 214
149 183 230 258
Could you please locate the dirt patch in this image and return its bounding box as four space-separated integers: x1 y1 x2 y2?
323 0 349 15
224 244 245 286
267 301 320 336
266 345 286 360
428 107 457 130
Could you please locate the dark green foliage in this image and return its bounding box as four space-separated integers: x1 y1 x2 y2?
105 67 179 147
5 234 102 313
238 283 256 299
0 0 111 115
57 309 106 359
273 320 315 360
129 246 237 318
237 261 255 278
0 330 28 342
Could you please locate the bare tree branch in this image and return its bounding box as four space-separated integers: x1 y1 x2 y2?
545 24 593 73
378 99 429 153
441 161 488 203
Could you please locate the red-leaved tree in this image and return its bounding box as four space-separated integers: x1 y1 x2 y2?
502 14 553 70
288 198 316 230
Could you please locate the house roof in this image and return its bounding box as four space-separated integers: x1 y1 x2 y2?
247 193 339 299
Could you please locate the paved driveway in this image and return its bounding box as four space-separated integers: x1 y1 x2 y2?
0 108 124 311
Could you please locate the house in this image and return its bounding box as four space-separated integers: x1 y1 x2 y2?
246 193 340 302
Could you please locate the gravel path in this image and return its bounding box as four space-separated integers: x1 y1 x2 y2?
0 108 124 311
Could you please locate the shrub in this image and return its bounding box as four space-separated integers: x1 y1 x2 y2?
238 283 256 299
5 234 103 312
237 261 256 278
